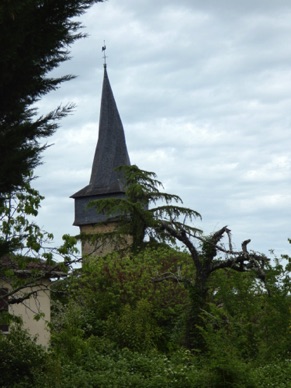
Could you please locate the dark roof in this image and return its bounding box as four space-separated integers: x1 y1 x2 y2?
72 66 130 199
1 255 67 278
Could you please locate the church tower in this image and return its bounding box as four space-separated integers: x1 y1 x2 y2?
71 63 131 256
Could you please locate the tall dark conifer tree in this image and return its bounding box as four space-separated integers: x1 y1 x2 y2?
0 0 103 195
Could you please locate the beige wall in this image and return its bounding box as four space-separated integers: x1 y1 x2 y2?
81 222 132 258
1 280 51 347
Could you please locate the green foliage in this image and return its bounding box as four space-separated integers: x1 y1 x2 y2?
204 265 291 363
51 301 88 361
0 183 53 306
52 246 193 352
0 177 78 310
36 335 291 387
0 182 47 256
105 299 163 351
52 241 290 361
251 360 291 388
193 266 291 388
46 337 204 388
48 247 290 386
3 333 287 388
0 326 48 387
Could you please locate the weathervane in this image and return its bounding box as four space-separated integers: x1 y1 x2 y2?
102 41 107 68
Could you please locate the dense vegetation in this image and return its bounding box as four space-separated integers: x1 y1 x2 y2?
0 245 290 387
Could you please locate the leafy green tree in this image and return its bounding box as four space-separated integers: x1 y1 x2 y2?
0 0 103 196
52 246 193 352
0 181 78 315
91 165 273 350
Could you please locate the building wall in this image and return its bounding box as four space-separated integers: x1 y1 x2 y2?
81 222 133 257
1 280 51 347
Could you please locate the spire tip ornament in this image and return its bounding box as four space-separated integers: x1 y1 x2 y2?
102 41 107 68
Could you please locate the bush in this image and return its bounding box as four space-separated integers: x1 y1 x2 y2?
53 345 203 388
251 360 291 388
0 327 48 387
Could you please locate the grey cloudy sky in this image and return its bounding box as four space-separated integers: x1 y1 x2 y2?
34 0 291 256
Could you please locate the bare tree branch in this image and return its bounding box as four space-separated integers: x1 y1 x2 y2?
242 239 251 253
160 220 201 270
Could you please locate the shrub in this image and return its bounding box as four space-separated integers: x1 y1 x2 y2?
0 326 48 387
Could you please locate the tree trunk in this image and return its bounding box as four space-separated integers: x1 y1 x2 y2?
184 271 209 351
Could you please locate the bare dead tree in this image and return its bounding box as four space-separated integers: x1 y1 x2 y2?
154 222 270 350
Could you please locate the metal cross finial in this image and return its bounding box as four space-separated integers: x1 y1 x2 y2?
102 41 107 68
